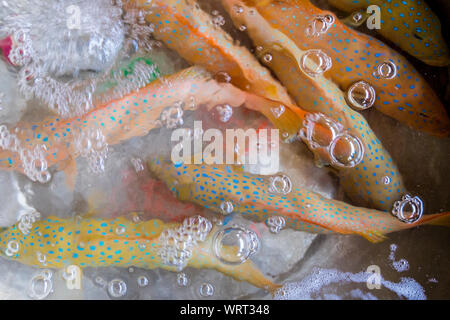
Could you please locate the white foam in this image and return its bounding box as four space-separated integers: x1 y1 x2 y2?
274 267 426 300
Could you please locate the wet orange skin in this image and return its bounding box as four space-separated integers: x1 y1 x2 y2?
232 0 449 136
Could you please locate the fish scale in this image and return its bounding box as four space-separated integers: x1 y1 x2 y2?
0 215 280 292
224 0 449 135
148 159 449 243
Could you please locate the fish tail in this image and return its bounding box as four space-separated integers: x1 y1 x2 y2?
360 211 450 243
212 258 282 292
420 212 450 228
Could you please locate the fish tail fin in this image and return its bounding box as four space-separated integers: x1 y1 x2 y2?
217 259 282 293
358 230 388 243
193 241 281 292
244 93 303 141
420 212 450 227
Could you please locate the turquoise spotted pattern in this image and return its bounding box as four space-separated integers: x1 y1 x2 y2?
0 67 213 175
0 215 280 291
328 0 450 66
227 0 449 135
148 159 423 242
0 216 166 269
223 0 406 210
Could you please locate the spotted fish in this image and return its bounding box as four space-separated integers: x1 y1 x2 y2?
0 66 302 187
213 0 409 210
222 0 449 136
0 214 280 292
148 159 450 243
0 64 405 210
135 0 295 107
132 0 407 210
328 0 450 66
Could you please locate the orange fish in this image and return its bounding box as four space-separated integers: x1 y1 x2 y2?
0 65 406 210
0 66 300 187
328 0 450 66
148 159 450 243
136 0 294 107
0 214 280 292
133 0 408 210
221 0 449 136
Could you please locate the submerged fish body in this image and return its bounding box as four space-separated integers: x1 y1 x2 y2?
0 62 404 210
0 215 279 292
222 0 449 136
328 0 450 67
0 66 261 184
131 0 407 210
148 159 449 243
137 0 294 107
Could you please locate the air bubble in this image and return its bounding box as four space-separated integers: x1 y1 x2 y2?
160 102 184 129
393 259 410 272
137 276 149 287
271 105 285 119
353 12 363 23
305 15 335 37
263 53 273 63
131 157 145 172
214 71 232 83
74 127 108 174
27 270 53 300
115 225 126 235
232 5 244 14
329 134 364 168
18 211 41 235
299 113 344 150
199 283 214 297
177 272 189 287
212 227 259 265
215 105 233 123
158 216 212 269
268 175 292 195
219 201 234 215
381 176 392 185
5 241 18 257
346 81 376 111
392 194 423 223
299 49 332 77
107 279 127 299
374 61 397 79
37 252 47 266
94 276 107 288
266 216 286 234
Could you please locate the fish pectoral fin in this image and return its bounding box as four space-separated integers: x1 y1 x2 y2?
358 230 387 243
